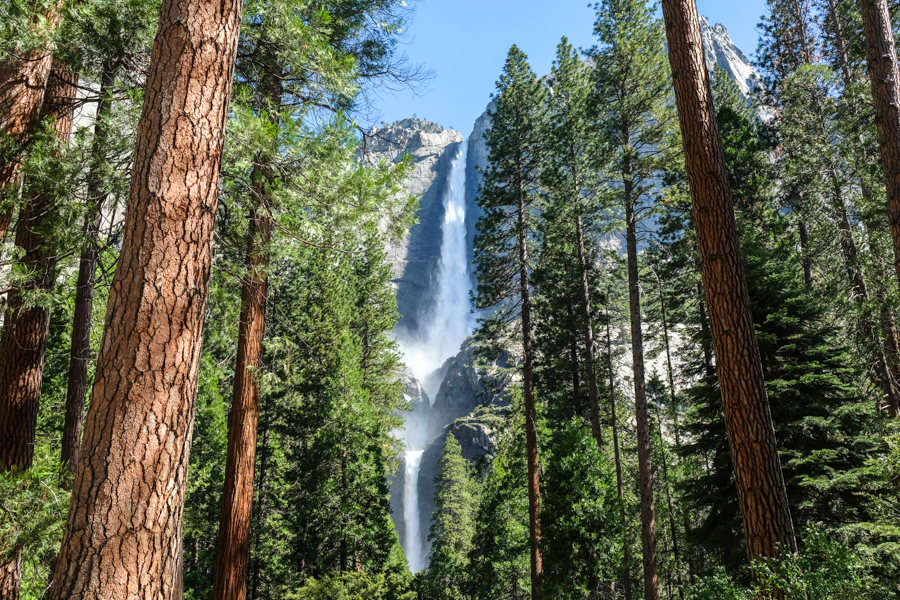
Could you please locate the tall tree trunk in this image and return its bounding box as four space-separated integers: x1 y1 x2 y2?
653 271 684 598
624 188 659 600
606 295 633 600
857 0 900 294
250 397 272 600
576 213 604 452
0 59 77 600
212 209 270 600
0 4 64 243
61 67 116 472
0 61 76 472
797 219 813 287
516 192 542 599
47 0 243 596
568 300 581 406
661 0 798 569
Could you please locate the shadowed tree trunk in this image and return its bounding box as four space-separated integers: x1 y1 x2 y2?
624 184 659 600
0 59 77 600
606 294 633 600
46 0 244 596
61 67 116 472
661 0 798 569
857 0 900 297
517 189 543 600
576 213 604 452
212 207 270 600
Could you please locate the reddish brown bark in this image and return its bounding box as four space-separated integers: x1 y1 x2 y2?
517 190 543 599
0 62 77 473
61 69 116 471
212 210 270 600
661 0 798 566
624 190 659 600
0 4 64 243
606 296 633 600
857 0 900 295
576 213 605 453
46 0 243 596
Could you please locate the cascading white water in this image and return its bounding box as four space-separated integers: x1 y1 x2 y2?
396 140 473 573
398 141 474 398
403 449 425 573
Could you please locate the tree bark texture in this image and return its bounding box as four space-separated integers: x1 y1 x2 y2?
857 0 900 293
606 298 633 600
625 193 660 600
212 211 270 600
516 194 543 599
0 62 77 473
661 0 798 564
576 214 604 453
0 4 64 243
47 0 243 596
61 68 116 471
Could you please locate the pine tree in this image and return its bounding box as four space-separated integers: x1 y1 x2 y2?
472 45 547 599
591 1 678 595
424 435 478 600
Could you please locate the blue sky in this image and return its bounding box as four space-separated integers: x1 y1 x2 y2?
368 1 769 135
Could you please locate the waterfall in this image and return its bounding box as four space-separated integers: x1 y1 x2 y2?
403 449 425 573
395 140 473 573
398 141 474 398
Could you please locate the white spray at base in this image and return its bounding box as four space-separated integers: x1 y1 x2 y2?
396 140 474 573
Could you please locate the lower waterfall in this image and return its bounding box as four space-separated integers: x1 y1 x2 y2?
403 449 425 573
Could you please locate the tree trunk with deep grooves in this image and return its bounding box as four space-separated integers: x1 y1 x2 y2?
0 4 63 243
0 59 77 600
606 297 633 600
212 210 270 600
517 192 542 600
624 188 659 600
858 0 900 293
0 62 77 472
576 214 604 452
661 0 798 565
47 0 243 596
61 68 116 471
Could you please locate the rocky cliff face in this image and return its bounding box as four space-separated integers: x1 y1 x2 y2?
364 118 465 337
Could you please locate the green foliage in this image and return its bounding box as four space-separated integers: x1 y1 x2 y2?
424 435 479 600
541 419 621 598
287 570 416 600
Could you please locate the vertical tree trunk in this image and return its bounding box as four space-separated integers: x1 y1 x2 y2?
0 3 64 243
212 210 270 600
576 214 605 453
516 193 542 599
0 59 77 600
624 189 659 600
568 301 581 405
606 295 633 600
47 0 243 596
797 219 813 287
661 0 798 567
857 0 900 294
61 67 116 472
0 62 77 472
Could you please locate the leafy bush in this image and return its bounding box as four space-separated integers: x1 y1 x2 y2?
287 571 416 600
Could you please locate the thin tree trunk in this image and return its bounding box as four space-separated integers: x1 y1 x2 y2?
0 59 77 600
0 62 77 471
826 0 854 84
568 301 581 405
624 188 659 600
250 397 272 600
576 213 604 452
652 271 684 598
606 294 633 600
857 0 900 295
516 191 542 599
61 67 116 472
797 219 813 287
47 0 243 596
661 0 798 570
212 210 270 600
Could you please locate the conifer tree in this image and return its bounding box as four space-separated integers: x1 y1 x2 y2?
591 1 677 595
425 434 478 600
472 45 547 599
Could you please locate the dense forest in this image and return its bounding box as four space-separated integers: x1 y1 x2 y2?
1 0 899 598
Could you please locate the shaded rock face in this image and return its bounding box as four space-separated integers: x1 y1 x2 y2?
699 15 762 99
365 118 465 337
